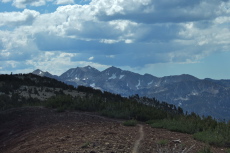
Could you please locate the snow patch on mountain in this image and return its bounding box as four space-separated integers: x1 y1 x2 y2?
119 75 125 79
109 74 117 79
90 83 95 87
136 80 141 89
190 91 199 96
175 97 189 101
148 80 153 85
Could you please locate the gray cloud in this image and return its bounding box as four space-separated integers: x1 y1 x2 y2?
0 40 3 50
34 31 199 67
96 0 230 24
65 21 122 40
135 23 183 42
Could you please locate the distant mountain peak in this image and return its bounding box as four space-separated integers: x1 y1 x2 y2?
32 69 58 79
59 65 100 80
32 69 45 75
178 74 199 81
80 65 100 72
108 66 121 70
103 66 122 73
85 65 93 69
33 69 43 72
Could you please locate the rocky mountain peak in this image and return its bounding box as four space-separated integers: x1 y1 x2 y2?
59 66 100 80
79 65 100 72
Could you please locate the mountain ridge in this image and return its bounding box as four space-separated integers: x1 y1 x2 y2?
32 66 230 121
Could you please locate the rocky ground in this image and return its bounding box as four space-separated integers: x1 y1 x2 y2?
0 107 228 153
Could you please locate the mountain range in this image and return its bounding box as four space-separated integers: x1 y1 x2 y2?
32 66 230 121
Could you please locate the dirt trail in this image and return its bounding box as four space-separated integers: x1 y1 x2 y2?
0 107 228 153
132 124 144 153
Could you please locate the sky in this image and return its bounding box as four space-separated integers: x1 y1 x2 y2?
0 0 230 79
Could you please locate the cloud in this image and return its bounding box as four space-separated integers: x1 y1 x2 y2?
1 0 230 78
94 0 230 23
88 56 94 60
0 9 40 27
2 0 49 8
1 0 13 3
55 0 74 5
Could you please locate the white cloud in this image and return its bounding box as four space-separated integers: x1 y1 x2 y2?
55 0 74 5
1 0 56 8
91 0 152 16
28 4 139 44
0 9 40 27
12 0 47 8
88 56 94 60
100 39 120 44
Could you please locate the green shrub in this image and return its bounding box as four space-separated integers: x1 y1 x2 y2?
45 95 74 110
197 145 213 153
193 122 230 147
194 130 225 147
149 120 164 128
149 119 201 134
123 119 137 126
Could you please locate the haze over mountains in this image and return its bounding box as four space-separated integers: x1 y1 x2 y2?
33 66 230 121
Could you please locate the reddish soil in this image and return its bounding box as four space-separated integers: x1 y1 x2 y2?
0 107 228 153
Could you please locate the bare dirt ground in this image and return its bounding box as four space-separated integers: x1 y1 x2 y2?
0 107 228 153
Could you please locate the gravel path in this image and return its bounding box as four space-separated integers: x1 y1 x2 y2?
132 124 144 153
